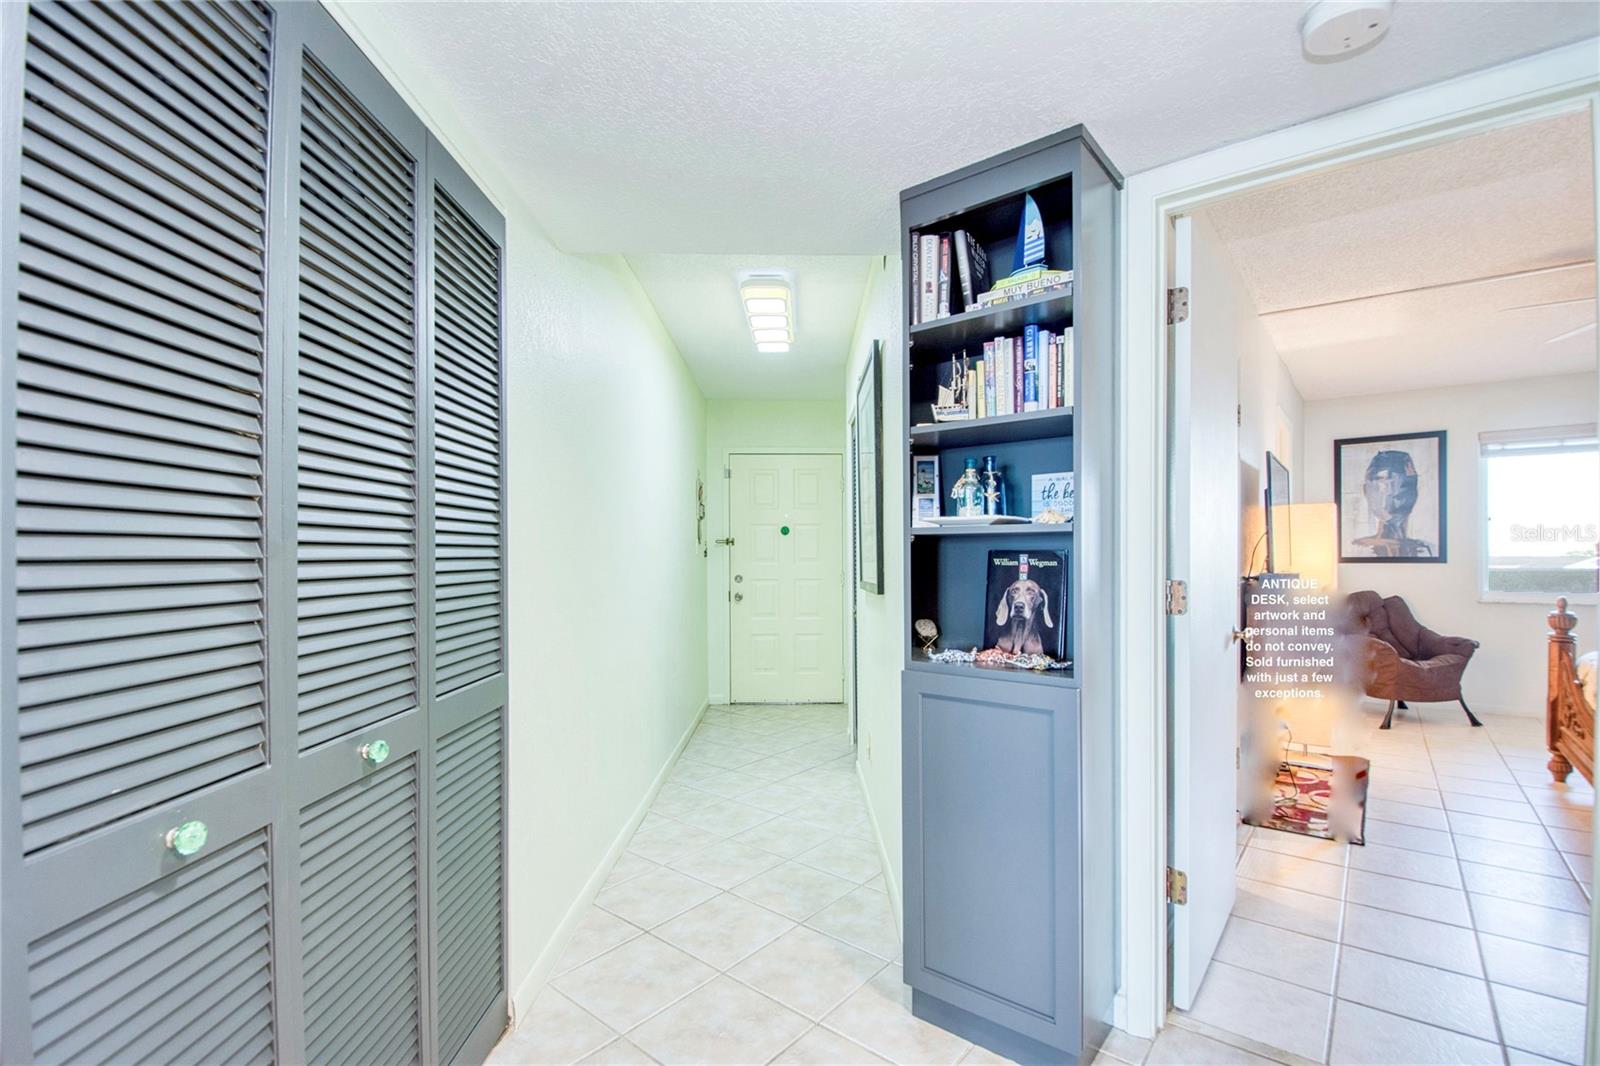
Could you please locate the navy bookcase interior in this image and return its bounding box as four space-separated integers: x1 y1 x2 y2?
905 175 1078 682
899 126 1119 1066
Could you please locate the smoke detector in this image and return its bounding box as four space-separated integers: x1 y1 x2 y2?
1301 0 1394 60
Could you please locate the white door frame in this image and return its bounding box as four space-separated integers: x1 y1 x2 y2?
1115 40 1600 1039
723 449 847 703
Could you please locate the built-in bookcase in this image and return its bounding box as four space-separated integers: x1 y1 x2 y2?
903 166 1082 681
898 127 1120 1065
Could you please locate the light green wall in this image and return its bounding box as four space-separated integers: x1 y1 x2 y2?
843 259 906 923
704 400 846 703
329 5 710 1021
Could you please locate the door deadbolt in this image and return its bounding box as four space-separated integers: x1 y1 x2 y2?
734 574 743 583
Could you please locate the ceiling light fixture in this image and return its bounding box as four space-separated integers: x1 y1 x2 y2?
739 274 794 353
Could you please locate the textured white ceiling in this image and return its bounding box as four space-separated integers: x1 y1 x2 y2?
1262 267 1596 400
1205 111 1597 312
332 1 1598 255
1204 113 1597 400
623 254 873 400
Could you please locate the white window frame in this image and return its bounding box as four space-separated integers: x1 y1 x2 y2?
1478 424 1600 605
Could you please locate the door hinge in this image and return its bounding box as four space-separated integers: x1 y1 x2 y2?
723 467 732 479
1166 867 1188 905
1166 578 1188 615
1167 286 1189 325
1236 403 1242 427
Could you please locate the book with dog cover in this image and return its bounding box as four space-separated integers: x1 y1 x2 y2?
983 549 1067 660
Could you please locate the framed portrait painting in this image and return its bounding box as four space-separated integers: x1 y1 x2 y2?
1334 430 1446 562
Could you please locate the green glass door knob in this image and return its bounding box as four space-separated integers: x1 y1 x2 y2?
164 820 208 857
360 739 391 765
780 525 790 536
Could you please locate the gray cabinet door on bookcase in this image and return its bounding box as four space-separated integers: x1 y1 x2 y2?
901 670 1082 1054
0 2 509 1063
426 140 509 1066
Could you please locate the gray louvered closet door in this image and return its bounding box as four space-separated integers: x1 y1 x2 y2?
0 1 280 1062
280 14 431 1066
427 142 509 1066
0 2 509 1063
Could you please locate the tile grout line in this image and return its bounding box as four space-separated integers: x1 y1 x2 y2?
1320 850 1353 1064
1423 713 1514 1064
1501 708 1595 902
1245 837 1592 915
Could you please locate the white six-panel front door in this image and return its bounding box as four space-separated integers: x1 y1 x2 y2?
729 453 844 703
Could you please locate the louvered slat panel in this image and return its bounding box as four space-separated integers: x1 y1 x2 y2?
432 190 503 695
13 0 271 856
27 831 274 1064
301 757 422 1066
296 51 419 751
435 710 504 1059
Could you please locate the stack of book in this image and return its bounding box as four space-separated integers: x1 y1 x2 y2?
951 324 1074 421
910 229 989 323
974 266 1073 309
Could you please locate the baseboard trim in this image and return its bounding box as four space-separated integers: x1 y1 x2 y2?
507 698 710 1024
855 756 903 938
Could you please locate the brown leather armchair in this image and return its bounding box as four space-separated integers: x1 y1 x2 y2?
1348 590 1481 729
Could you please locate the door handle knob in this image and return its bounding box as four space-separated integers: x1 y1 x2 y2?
1232 628 1255 644
733 592 744 602
164 820 208 858
360 739 391 766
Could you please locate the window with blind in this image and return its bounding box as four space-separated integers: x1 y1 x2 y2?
1480 424 1599 600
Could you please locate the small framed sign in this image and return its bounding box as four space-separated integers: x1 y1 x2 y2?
1031 471 1074 522
912 455 941 527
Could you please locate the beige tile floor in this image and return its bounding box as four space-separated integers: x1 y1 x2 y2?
488 699 1592 1065
487 703 1002 1065
1155 701 1595 1066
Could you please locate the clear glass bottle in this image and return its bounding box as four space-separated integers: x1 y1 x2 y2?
982 455 1001 515
951 458 984 517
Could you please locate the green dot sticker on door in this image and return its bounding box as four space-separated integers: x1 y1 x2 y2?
781 525 790 536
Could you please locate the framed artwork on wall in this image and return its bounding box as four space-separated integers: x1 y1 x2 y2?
855 341 884 593
1335 430 1447 562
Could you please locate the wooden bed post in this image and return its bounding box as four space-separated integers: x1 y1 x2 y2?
1548 597 1579 783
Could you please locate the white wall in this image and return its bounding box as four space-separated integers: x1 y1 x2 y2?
704 400 845 703
843 259 907 923
329 6 710 1019
1303 372 1597 716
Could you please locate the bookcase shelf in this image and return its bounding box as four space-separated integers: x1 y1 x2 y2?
898 125 1118 1066
908 650 1077 687
909 522 1072 538
909 288 1073 351
909 408 1073 448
